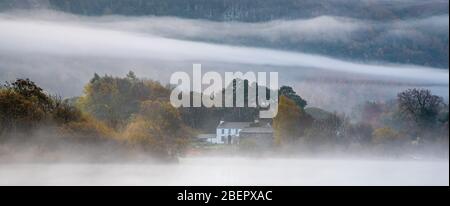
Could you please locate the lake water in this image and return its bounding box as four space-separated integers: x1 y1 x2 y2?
0 157 448 185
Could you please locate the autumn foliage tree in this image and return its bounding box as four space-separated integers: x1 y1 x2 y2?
78 71 170 128
123 100 191 158
278 86 307 109
0 79 113 141
0 79 67 134
273 95 312 145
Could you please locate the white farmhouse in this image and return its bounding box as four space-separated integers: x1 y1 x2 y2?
214 121 251 144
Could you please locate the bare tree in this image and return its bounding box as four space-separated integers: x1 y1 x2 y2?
397 88 444 127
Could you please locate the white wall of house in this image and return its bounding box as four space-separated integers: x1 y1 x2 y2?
215 128 242 144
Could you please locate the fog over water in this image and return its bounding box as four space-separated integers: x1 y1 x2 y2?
0 157 448 186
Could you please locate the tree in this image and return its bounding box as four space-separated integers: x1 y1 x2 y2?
304 112 344 145
90 73 100 84
126 70 137 81
123 100 191 158
397 89 444 128
273 95 311 145
0 79 87 136
0 79 55 133
279 86 307 109
77 73 170 128
6 78 52 111
0 88 45 133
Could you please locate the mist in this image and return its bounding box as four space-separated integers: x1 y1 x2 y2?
0 157 448 186
0 10 448 111
0 8 448 186
0 11 447 81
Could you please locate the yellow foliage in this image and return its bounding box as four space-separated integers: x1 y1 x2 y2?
59 114 117 140
372 127 402 144
121 100 191 156
273 95 303 146
0 89 46 131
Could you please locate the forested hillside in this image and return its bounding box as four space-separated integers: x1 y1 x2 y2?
2 0 446 21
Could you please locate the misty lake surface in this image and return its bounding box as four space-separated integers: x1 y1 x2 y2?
0 157 448 186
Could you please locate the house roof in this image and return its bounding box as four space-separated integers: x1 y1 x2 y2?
217 122 251 129
240 125 273 134
196 134 215 139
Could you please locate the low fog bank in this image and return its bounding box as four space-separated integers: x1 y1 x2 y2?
0 130 175 164
1 130 447 164
189 141 449 162
0 157 448 185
